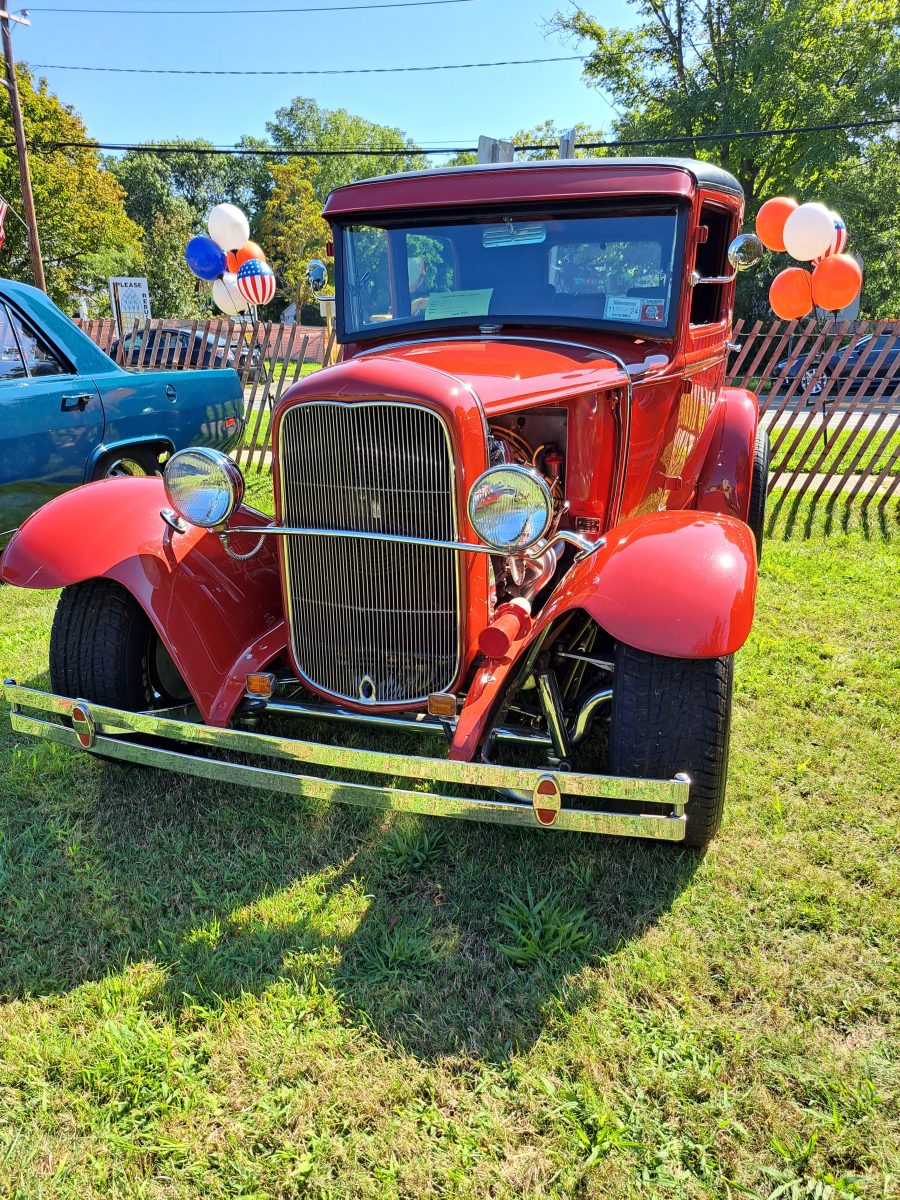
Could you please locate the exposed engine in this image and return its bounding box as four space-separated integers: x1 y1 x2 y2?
483 409 568 648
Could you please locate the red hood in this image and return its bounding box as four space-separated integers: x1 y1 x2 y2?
354 337 654 415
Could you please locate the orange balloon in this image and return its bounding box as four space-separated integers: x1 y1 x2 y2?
755 196 799 252
769 267 813 319
226 241 265 273
811 253 862 311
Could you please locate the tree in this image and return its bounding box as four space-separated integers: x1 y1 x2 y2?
825 136 900 317
143 198 203 319
512 119 606 160
109 137 274 238
551 1 899 204
551 0 900 314
258 159 330 313
0 65 143 308
266 96 425 202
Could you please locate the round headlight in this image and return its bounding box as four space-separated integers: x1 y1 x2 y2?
468 465 553 552
163 448 244 529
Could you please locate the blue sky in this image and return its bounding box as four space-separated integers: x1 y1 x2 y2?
13 0 636 151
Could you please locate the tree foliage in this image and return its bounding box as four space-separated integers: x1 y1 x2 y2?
0 65 142 308
142 198 203 320
552 1 899 202
266 96 425 202
109 137 273 237
552 0 900 313
258 159 330 312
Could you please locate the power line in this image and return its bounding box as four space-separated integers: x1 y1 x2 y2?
10 112 897 158
30 54 589 75
25 0 475 11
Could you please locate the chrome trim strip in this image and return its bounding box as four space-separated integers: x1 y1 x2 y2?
222 525 606 561
4 684 690 840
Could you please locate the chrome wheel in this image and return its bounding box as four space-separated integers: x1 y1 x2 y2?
99 447 163 479
801 367 828 397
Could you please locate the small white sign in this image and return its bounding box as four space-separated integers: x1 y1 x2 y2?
109 276 151 334
604 295 643 322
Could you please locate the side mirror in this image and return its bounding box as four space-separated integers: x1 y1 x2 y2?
691 233 765 288
727 233 764 272
306 258 328 295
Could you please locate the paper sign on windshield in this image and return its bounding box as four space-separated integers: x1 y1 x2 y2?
425 289 493 320
604 295 667 323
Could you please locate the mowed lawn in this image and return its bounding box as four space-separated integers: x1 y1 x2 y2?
0 490 898 1199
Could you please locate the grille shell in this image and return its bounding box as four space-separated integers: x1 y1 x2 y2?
278 400 461 705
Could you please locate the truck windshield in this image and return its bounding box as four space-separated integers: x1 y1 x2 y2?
339 206 683 340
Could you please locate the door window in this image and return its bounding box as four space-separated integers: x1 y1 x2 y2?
6 306 67 377
0 306 27 380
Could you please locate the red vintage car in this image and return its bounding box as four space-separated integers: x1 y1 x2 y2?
2 157 768 848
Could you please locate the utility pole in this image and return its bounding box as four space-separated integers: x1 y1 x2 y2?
0 9 45 292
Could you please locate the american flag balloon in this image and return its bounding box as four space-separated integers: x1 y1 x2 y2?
814 212 848 264
236 258 276 306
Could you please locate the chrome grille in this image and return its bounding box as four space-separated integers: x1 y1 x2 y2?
279 401 460 704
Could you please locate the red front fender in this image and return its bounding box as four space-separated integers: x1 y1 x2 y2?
0 477 286 725
451 510 757 760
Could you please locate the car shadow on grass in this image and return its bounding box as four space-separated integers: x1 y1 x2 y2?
1 698 699 1062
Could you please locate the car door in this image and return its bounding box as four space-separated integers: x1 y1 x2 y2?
0 300 103 542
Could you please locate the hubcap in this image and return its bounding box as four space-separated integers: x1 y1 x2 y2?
105 457 153 478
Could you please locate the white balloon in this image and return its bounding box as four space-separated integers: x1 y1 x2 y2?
783 202 835 262
212 273 249 316
207 203 250 252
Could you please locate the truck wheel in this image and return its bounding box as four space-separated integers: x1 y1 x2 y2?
50 579 189 711
746 426 769 561
93 447 162 480
609 643 733 849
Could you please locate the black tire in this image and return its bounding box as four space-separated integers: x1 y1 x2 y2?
747 426 769 561
50 579 189 711
92 446 162 480
609 643 733 849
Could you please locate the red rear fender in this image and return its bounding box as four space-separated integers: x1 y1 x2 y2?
0 478 286 725
695 388 759 521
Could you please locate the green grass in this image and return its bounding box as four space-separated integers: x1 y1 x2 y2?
242 362 322 449
770 425 900 477
1 492 898 1198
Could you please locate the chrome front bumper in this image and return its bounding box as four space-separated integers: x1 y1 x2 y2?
4 682 690 842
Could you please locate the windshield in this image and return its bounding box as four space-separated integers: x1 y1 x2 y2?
338 205 684 340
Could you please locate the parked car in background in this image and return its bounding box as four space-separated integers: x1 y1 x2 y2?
111 324 232 370
0 279 244 547
111 323 269 385
774 332 900 400
2 158 767 850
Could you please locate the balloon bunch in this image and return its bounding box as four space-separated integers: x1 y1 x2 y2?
184 204 277 316
755 197 861 320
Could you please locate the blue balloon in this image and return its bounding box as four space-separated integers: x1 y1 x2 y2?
185 235 226 281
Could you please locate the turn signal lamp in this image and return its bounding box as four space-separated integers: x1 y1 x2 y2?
245 672 276 698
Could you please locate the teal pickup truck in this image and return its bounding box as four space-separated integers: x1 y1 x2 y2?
0 279 244 546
